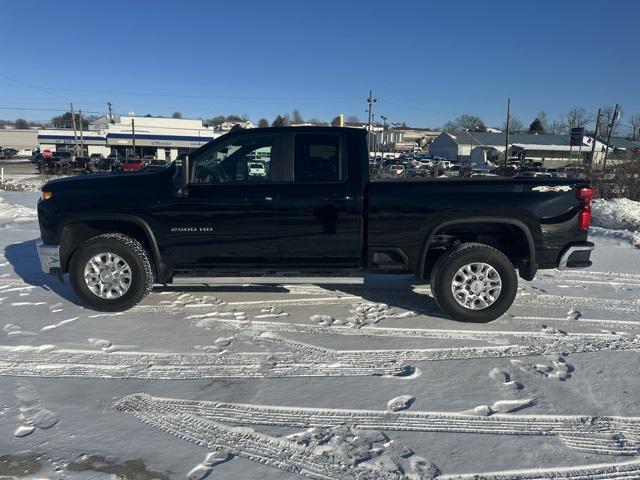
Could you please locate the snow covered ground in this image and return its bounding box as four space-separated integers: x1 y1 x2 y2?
0 191 639 480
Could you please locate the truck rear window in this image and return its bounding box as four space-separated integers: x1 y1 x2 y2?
294 134 340 183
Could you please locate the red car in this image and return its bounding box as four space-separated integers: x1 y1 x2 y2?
122 158 143 172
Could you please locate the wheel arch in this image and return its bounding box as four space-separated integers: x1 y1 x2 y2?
57 214 168 281
418 217 537 281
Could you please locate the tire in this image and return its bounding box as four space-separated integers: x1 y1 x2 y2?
69 233 154 312
429 242 517 323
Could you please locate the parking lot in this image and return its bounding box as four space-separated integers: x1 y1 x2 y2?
0 189 639 479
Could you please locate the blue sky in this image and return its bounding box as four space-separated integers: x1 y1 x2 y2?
1 0 639 129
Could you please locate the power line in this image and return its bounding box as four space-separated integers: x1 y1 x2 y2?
0 81 359 102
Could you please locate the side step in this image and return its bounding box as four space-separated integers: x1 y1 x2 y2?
171 276 364 285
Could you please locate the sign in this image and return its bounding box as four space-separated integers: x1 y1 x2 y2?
570 127 584 146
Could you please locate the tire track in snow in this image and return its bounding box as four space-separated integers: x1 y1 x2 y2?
0 330 638 380
191 315 631 343
116 393 640 456
437 459 640 480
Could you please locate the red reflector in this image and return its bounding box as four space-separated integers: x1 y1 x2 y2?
579 207 592 231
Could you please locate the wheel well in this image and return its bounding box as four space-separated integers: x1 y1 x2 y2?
60 221 156 274
422 222 532 280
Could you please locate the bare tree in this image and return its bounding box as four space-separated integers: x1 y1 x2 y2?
346 115 361 123
535 111 549 131
503 117 524 133
271 114 290 127
596 105 623 138
207 115 226 125
443 114 487 132
291 109 304 124
257 118 269 128
627 114 640 140
171 111 182 119
548 120 563 135
562 107 592 131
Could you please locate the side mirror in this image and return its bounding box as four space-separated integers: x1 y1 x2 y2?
174 154 190 196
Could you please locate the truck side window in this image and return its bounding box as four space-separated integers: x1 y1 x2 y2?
294 134 340 183
191 135 273 184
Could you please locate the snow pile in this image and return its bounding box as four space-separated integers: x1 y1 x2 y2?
0 175 49 192
591 198 640 248
0 195 38 227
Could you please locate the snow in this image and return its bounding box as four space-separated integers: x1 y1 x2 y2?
592 198 640 248
0 192 639 479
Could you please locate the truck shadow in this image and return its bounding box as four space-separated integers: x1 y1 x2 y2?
4 239 78 304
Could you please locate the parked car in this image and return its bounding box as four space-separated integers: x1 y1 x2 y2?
144 159 170 171
74 156 91 170
248 162 266 177
36 126 594 323
389 164 405 176
1 147 18 158
122 158 144 172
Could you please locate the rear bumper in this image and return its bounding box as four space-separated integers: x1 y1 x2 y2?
36 238 61 274
558 241 594 269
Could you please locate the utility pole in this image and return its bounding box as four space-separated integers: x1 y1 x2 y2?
131 118 136 158
70 103 79 158
602 103 619 171
504 98 511 169
78 110 85 156
366 90 376 152
589 108 601 168
107 102 114 123
380 115 388 151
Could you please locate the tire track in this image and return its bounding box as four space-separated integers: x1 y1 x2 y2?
192 315 633 343
116 393 640 456
0 330 637 380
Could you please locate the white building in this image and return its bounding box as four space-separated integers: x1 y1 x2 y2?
429 131 612 166
38 115 219 160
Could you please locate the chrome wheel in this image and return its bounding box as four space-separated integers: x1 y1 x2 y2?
83 252 132 299
451 262 501 310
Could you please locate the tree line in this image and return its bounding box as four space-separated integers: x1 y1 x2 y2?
442 107 640 140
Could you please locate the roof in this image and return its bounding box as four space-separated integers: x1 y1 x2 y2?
444 131 482 145
609 136 640 150
469 132 572 146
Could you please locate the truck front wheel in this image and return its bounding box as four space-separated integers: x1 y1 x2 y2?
429 242 517 323
69 233 154 312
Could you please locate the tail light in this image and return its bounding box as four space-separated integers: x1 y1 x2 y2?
576 186 593 231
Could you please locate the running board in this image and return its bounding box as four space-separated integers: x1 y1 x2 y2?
170 276 364 285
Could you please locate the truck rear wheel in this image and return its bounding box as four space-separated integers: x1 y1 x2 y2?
429 242 517 323
69 233 153 312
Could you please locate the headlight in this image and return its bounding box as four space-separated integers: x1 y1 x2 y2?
41 191 53 201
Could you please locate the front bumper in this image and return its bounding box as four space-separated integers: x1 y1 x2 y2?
558 241 595 269
36 238 61 274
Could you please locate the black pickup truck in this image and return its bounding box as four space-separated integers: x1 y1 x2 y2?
36 127 594 322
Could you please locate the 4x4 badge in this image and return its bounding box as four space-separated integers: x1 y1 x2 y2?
532 185 571 192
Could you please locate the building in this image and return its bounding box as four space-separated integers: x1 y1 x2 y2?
429 131 614 166
38 115 218 160
428 131 481 161
0 129 38 155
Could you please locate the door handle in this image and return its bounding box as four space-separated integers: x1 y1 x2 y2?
325 195 353 201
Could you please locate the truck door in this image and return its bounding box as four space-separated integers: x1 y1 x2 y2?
157 132 286 269
275 132 363 269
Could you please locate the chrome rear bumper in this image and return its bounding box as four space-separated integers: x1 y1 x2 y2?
559 242 595 269
36 239 61 274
